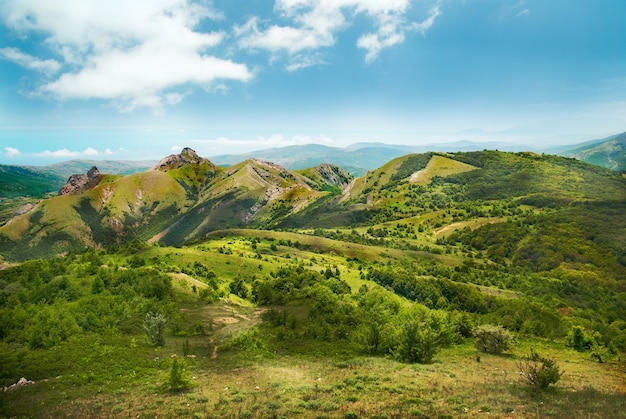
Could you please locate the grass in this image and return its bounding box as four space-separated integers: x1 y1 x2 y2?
2 251 624 418
3 332 624 418
409 155 477 185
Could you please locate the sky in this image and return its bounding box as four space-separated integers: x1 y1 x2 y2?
1 0 625 165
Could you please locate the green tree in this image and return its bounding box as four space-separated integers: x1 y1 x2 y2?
143 311 167 346
472 324 512 354
229 276 249 299
565 325 593 352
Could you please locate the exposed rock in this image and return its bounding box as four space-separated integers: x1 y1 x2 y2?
58 166 102 196
314 164 353 188
3 377 34 392
87 166 100 181
14 203 35 216
152 147 215 172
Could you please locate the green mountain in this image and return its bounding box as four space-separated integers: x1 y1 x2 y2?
1 148 626 418
0 149 354 260
210 141 537 176
0 165 65 198
551 132 626 172
1 148 624 279
0 159 157 199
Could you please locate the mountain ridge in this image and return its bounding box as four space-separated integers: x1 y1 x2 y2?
1 147 623 265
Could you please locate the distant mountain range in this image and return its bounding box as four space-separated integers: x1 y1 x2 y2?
546 132 626 172
1 146 624 261
210 134 626 174
210 140 539 176
0 133 624 199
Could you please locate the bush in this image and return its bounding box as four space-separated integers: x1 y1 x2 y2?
565 325 594 351
168 357 192 391
517 349 563 390
394 312 450 364
472 324 512 354
143 311 167 346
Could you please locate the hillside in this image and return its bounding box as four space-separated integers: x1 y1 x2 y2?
1 148 625 418
0 165 65 198
553 132 626 172
0 159 157 199
0 150 354 259
210 141 538 176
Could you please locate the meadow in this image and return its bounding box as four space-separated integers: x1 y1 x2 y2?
1 234 624 418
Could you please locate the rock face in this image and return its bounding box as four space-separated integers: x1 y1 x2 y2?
314 164 353 188
59 166 101 196
153 147 214 172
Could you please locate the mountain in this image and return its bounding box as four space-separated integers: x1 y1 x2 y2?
39 159 158 178
0 148 354 259
0 159 157 199
548 132 626 172
0 165 65 198
210 141 538 176
1 147 624 272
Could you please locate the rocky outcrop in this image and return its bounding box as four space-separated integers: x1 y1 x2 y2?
58 166 101 196
152 147 215 172
313 164 353 189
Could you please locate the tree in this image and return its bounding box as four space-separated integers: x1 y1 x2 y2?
168 357 192 391
473 324 512 354
565 325 593 352
229 276 249 299
144 311 167 346
518 349 563 390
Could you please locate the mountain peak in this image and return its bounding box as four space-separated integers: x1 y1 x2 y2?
59 166 101 196
153 147 213 172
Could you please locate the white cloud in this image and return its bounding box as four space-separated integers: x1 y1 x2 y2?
237 0 441 67
1 0 253 112
37 148 80 158
358 4 441 63
285 54 328 72
4 146 20 157
0 47 61 74
35 147 105 158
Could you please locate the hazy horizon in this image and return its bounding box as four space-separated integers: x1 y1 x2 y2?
1 1 625 165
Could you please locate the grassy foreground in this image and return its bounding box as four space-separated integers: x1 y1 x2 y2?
2 276 624 419
1 230 625 418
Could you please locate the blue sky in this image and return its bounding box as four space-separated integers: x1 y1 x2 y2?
1 0 625 165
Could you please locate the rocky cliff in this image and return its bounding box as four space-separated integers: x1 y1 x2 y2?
58 166 101 195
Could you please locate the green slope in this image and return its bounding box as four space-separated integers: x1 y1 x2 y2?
0 165 65 198
554 132 626 171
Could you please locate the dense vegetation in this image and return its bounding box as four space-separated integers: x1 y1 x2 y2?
1 150 625 417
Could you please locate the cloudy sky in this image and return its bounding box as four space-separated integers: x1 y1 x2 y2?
1 0 625 165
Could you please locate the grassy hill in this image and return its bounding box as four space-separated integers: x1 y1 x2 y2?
549 132 626 172
1 147 625 417
0 160 157 199
0 165 65 198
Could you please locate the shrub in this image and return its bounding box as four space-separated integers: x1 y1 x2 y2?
565 325 594 352
168 357 192 391
472 324 512 354
517 349 563 390
143 311 167 346
394 313 448 364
